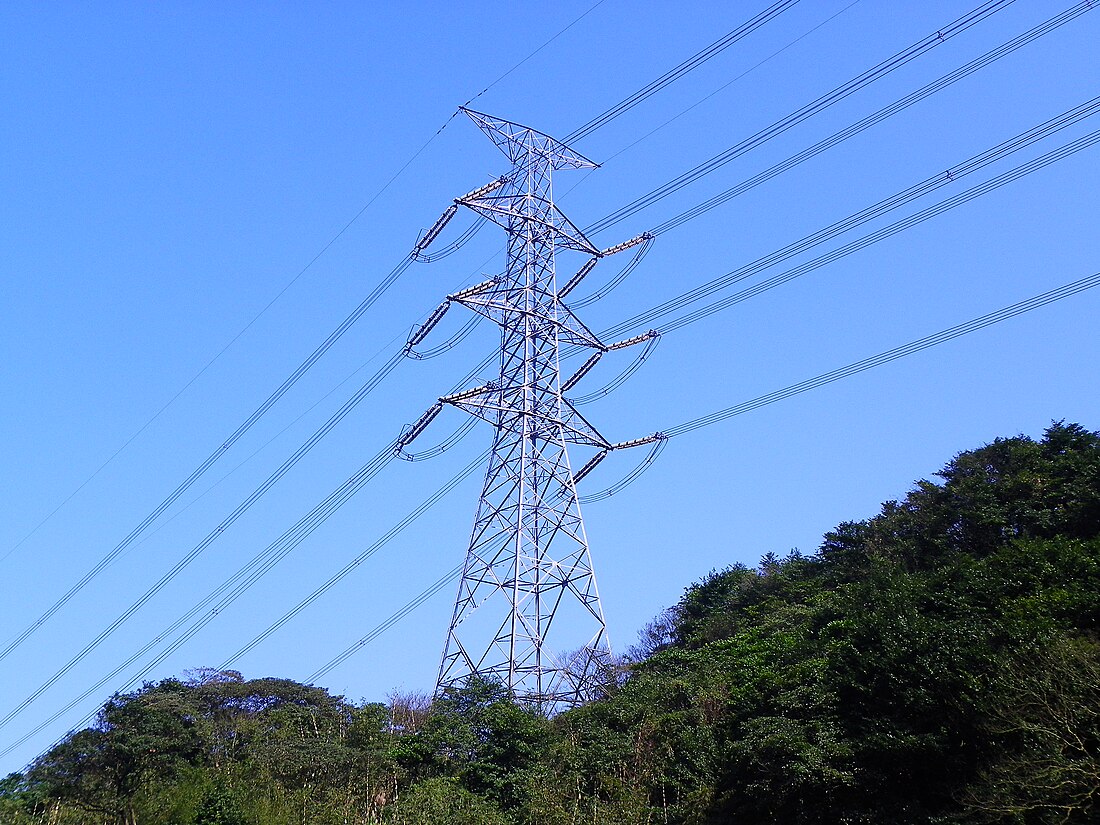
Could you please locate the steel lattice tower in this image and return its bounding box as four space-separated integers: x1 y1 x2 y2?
399 109 661 708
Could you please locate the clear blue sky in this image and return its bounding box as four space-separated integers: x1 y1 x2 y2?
2 1 1098 773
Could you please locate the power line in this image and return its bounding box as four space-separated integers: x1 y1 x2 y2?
8 0 1091 761
599 98 1100 342
442 0 1087 322
584 0 865 174
584 0 1015 236
656 126 1100 337
446 97 1100 387
0 350 406 732
12 114 1096 759
219 452 490 670
563 0 802 143
0 262 412 665
277 270 1100 684
648 0 1099 237
1 0 761 657
663 272 1100 437
0 439 405 760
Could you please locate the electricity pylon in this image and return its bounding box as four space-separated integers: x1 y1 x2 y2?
398 109 662 709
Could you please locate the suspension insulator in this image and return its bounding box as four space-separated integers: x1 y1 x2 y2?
396 403 443 449
407 301 451 348
571 449 609 485
457 175 508 203
610 432 667 451
559 257 598 299
607 329 660 352
441 384 493 405
412 205 459 257
561 352 603 392
600 231 652 257
448 276 499 302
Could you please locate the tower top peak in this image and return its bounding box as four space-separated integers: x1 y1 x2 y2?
461 108 598 171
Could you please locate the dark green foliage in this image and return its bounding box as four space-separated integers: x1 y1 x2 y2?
962 636 1100 821
560 421 1100 824
387 777 508 825
393 678 553 811
820 421 1100 573
0 772 47 824
27 679 206 824
192 778 245 825
6 422 1099 824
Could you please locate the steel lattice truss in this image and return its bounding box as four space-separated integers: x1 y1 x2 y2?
399 109 662 709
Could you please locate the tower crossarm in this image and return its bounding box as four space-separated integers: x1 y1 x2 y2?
551 301 606 350
457 193 600 256
448 285 606 351
438 384 612 449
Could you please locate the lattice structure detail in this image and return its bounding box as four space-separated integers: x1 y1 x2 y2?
401 109 658 709
439 109 615 708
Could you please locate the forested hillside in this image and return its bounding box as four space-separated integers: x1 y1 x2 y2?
3 422 1098 824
